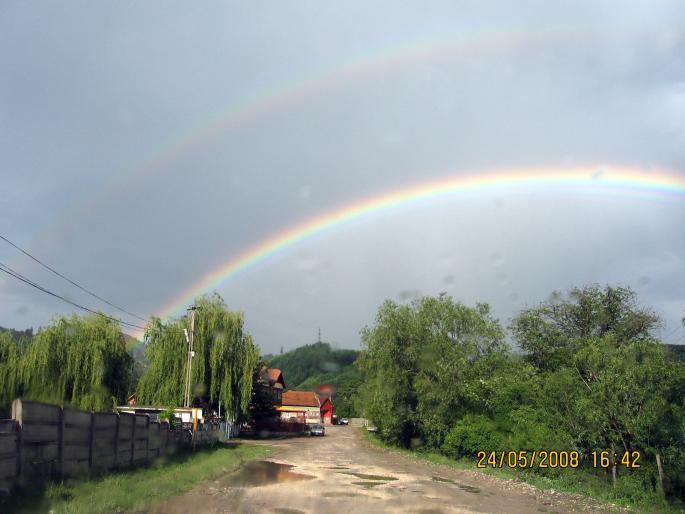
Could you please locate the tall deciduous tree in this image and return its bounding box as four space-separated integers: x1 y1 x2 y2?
511 285 660 371
137 293 259 421
0 332 20 408
358 294 507 448
19 314 133 410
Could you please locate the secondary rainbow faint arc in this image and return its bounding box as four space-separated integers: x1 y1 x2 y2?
131 165 685 339
26 24 613 249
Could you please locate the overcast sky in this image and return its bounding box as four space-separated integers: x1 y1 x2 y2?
1 1 684 353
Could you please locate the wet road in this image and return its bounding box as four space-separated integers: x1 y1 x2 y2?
151 426 611 514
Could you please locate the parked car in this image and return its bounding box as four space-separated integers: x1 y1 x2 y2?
310 423 325 436
339 418 349 425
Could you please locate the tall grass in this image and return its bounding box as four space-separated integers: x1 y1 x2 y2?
2 443 271 514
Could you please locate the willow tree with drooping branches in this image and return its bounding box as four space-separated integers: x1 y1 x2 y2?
0 331 21 408
137 293 259 421
18 314 133 411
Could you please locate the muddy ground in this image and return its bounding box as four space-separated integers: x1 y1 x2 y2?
149 425 618 514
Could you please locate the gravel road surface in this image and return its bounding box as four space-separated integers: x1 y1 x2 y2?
150 426 614 514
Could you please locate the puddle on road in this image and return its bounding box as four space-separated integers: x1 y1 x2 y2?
352 481 384 489
224 460 314 487
340 472 399 481
430 476 480 493
453 483 480 494
273 509 305 514
327 465 350 470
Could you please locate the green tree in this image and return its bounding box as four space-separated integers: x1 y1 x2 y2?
358 294 507 448
0 331 20 408
137 293 259 421
19 314 133 411
511 285 660 372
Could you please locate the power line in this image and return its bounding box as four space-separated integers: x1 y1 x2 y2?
0 261 146 330
0 234 148 322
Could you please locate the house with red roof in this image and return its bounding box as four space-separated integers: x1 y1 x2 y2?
259 367 286 406
278 390 335 425
278 391 322 424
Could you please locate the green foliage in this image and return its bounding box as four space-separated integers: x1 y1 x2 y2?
159 406 177 428
442 414 503 457
266 341 363 417
0 331 20 407
510 285 660 372
0 315 133 411
358 294 507 448
360 286 685 506
295 364 364 418
266 342 358 387
248 363 279 422
137 293 259 420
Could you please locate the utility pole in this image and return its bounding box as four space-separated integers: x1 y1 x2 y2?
317 327 321 344
184 306 197 408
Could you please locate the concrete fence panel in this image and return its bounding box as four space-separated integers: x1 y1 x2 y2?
12 400 61 484
0 420 19 493
1 399 218 493
117 412 134 467
92 412 118 473
62 407 91 478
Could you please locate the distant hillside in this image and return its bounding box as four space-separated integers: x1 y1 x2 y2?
0 326 33 342
265 342 363 417
266 342 358 387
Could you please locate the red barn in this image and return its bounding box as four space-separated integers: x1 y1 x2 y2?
319 396 335 425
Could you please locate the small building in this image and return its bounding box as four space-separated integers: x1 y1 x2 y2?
319 396 335 425
116 405 203 425
278 391 322 424
260 367 286 406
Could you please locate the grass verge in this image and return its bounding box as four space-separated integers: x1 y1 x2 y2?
2 442 271 514
360 429 683 514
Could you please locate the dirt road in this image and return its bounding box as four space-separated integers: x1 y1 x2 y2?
151 426 614 514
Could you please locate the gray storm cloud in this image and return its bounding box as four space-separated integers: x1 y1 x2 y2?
1 1 684 351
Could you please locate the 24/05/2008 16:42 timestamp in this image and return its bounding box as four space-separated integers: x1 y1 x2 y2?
476 450 641 469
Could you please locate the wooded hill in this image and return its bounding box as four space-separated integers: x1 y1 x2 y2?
265 342 363 417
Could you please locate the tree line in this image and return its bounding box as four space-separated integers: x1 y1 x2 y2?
358 285 685 505
0 294 258 423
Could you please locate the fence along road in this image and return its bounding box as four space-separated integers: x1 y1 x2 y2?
0 399 222 493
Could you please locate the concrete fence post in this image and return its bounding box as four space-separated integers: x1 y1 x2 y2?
16 418 22 482
57 406 64 480
113 413 119 469
88 411 95 472
145 416 150 464
130 414 135 467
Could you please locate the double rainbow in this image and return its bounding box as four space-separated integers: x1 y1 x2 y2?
131 165 685 339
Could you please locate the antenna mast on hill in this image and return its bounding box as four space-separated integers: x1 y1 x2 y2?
317 327 322 344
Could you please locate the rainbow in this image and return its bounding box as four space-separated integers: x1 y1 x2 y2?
130 165 685 339
21 23 642 255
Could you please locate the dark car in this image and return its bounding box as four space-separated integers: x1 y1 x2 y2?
310 423 325 436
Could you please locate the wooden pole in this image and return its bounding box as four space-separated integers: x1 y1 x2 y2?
184 307 197 408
